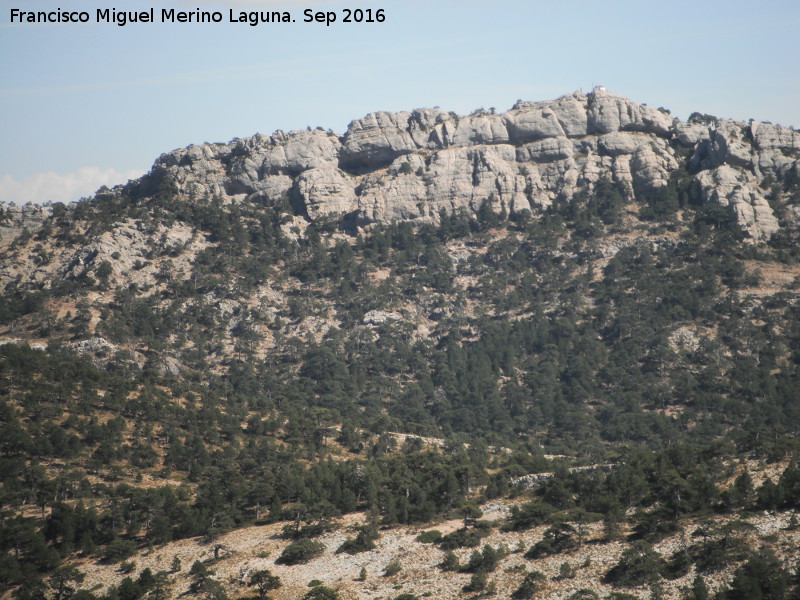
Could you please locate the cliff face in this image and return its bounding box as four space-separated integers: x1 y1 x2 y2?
0 203 51 246
141 88 798 240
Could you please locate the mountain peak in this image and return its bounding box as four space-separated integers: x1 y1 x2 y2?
109 90 795 241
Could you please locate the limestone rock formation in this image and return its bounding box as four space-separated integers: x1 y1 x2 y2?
340 111 418 170
587 92 673 136
696 165 780 240
0 203 52 247
296 166 358 220
119 87 799 240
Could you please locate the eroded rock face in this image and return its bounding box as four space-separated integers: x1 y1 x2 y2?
696 165 780 240
507 93 589 139
0 203 52 247
630 141 677 191
130 87 798 239
673 122 708 147
295 167 358 220
153 129 342 203
587 92 673 136
339 111 417 170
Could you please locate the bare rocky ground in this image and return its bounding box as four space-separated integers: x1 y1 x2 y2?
72 499 799 600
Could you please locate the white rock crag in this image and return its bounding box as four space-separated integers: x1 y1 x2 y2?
0 203 52 247
696 165 780 240
132 88 798 239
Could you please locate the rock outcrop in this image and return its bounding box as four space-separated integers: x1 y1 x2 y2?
132 88 799 240
0 203 52 247
696 165 780 239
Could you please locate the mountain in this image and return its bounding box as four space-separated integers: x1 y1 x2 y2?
1 90 800 600
107 88 796 238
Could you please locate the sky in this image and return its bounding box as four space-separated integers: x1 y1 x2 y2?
1 0 799 204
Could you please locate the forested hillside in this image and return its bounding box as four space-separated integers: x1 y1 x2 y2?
2 91 800 599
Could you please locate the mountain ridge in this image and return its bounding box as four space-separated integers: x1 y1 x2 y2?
4 88 798 241
129 88 797 239
2 89 800 600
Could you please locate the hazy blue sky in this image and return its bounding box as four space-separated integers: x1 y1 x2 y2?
2 0 799 203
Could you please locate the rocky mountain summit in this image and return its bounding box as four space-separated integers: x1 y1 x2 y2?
3 90 800 600
131 87 798 240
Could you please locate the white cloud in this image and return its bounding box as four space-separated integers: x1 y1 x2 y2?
0 167 145 205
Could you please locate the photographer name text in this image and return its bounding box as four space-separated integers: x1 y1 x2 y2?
9 7 386 27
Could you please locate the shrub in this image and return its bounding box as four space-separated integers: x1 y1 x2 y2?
604 541 664 587
440 551 459 571
191 578 229 600
383 560 402 577
463 571 486 592
336 526 378 555
119 560 136 574
281 521 333 540
558 561 575 580
565 591 598 600
504 501 555 532
524 523 577 559
102 538 137 563
511 571 546 600
725 549 790 600
461 545 500 573
660 549 692 580
691 522 753 573
688 112 718 127
414 530 442 544
302 586 340 600
276 539 325 565
438 528 486 549
249 570 281 600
